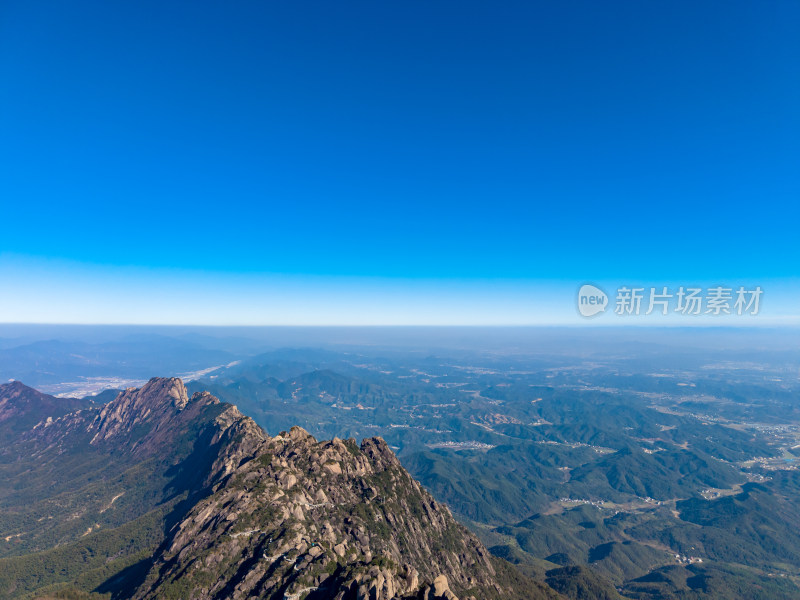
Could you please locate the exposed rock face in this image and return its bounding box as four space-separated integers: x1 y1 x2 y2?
130 418 548 600
12 377 230 462
88 377 190 444
1 378 557 600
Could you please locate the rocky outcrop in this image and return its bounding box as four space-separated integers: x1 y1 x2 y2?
88 377 190 444
131 416 555 599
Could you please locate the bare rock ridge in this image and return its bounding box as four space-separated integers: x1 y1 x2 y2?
89 376 190 443
17 377 239 462
0 378 556 600
132 423 542 600
121 379 554 599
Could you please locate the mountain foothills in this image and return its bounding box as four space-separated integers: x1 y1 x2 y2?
185 349 800 600
0 378 555 600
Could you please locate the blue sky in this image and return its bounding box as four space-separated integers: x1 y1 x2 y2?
1 1 798 324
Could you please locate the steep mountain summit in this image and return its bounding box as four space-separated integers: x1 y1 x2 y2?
88 376 191 444
0 378 554 600
132 423 549 600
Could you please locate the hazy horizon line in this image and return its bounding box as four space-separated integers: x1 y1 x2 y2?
2 322 798 329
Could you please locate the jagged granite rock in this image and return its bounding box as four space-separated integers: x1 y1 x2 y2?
131 419 557 599
0 378 558 600
118 384 556 599
88 377 190 444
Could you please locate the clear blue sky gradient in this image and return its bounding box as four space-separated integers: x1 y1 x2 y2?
1 1 798 323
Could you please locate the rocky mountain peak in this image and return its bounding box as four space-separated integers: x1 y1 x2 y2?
129 398 554 600
88 376 191 445
0 381 46 419
132 376 189 409
0 379 33 395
